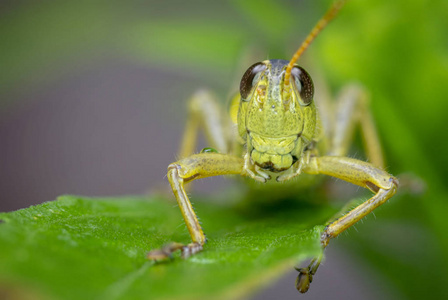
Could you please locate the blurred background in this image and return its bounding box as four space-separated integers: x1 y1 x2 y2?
1 0 447 299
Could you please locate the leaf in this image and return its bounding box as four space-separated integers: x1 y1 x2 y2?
0 195 336 300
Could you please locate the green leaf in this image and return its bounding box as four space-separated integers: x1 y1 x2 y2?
0 195 335 300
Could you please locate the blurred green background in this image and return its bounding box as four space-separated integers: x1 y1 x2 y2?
1 0 447 299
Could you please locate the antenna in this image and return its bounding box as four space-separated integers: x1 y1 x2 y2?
283 0 347 98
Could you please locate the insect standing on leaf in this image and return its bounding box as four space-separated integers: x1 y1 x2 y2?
148 0 398 293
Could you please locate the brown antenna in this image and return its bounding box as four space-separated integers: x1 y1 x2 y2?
283 0 347 98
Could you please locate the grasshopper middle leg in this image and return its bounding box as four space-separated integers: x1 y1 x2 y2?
179 89 232 158
327 84 385 168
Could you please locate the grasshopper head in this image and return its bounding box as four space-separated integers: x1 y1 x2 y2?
237 59 317 172
235 0 345 175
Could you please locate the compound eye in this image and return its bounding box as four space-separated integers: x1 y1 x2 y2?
291 66 314 105
240 62 267 100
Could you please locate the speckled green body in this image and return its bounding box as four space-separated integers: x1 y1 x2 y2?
150 2 400 294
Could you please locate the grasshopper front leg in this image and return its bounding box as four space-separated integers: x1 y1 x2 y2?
147 153 243 260
295 155 398 292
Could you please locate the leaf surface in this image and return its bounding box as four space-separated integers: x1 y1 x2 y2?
0 195 335 300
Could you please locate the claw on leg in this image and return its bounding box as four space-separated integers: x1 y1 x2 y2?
295 266 313 293
147 242 184 261
295 253 323 293
180 242 203 258
147 242 203 261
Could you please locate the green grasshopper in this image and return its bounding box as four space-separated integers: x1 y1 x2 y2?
148 0 398 293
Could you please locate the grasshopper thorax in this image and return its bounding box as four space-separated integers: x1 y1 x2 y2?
237 59 317 173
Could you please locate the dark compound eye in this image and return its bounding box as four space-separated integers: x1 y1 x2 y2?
291 66 314 105
240 62 267 100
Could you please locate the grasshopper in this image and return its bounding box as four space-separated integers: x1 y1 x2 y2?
148 0 398 293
